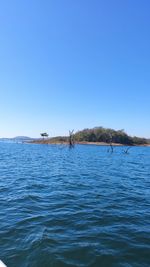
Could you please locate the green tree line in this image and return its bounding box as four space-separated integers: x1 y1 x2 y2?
74 127 148 145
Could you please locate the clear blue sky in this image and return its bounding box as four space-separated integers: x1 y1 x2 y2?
0 0 150 138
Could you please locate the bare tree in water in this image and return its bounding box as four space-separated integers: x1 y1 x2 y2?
107 132 114 153
69 130 75 148
123 146 131 154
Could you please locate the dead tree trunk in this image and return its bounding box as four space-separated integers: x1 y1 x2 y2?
123 146 131 154
109 142 114 153
69 130 75 148
107 133 114 153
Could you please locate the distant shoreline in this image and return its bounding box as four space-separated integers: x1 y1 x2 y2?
30 140 150 147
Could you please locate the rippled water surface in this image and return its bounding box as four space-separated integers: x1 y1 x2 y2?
0 142 150 267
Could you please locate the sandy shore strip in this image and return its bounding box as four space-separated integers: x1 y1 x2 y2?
29 140 150 146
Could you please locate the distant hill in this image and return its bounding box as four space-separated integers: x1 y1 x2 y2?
0 136 34 142
13 136 32 141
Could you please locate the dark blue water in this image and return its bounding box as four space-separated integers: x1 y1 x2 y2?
0 143 150 267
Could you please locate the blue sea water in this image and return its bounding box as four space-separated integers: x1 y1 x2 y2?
0 142 150 267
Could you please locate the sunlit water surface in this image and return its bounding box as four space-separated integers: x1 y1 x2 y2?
0 143 150 267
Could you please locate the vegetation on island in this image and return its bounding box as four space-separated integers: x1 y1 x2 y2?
74 127 148 145
31 127 149 146
40 132 49 139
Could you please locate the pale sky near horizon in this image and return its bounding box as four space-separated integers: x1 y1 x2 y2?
0 0 150 138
